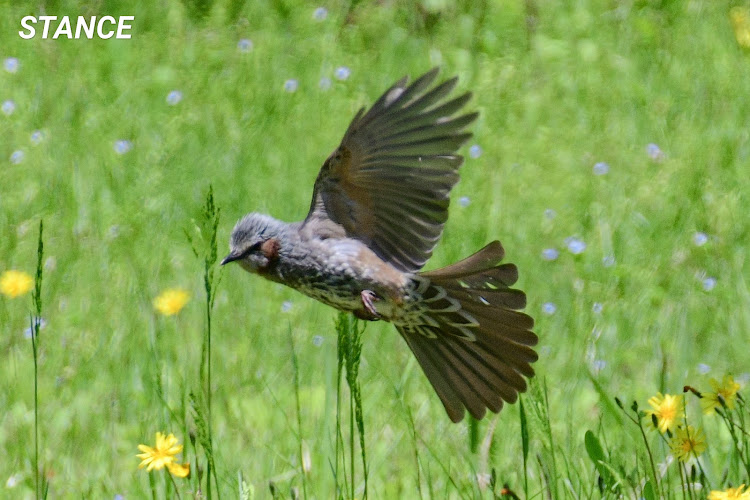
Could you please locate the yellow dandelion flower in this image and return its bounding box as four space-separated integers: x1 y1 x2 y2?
669 425 707 462
0 270 33 298
167 461 190 478
731 7 750 48
153 289 190 316
702 375 741 414
645 393 684 433
709 484 750 500
137 432 187 473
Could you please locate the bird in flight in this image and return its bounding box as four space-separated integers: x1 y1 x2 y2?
222 68 537 422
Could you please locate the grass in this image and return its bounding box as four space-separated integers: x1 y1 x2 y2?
2 0 750 497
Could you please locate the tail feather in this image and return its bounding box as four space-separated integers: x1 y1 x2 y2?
397 241 537 422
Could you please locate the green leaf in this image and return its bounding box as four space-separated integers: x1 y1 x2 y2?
584 430 614 490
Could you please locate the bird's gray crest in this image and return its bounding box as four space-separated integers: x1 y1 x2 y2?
230 213 284 248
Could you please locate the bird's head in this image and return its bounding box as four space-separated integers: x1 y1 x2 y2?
221 213 284 274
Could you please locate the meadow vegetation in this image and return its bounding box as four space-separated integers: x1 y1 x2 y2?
2 0 750 497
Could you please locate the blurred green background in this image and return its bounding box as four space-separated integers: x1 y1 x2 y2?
2 0 750 497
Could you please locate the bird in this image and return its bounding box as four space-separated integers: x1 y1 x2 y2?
221 67 538 422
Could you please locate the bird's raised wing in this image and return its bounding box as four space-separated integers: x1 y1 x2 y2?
303 68 477 273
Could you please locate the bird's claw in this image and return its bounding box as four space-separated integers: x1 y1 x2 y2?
358 289 381 321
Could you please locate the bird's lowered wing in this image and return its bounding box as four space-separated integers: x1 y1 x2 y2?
303 68 477 273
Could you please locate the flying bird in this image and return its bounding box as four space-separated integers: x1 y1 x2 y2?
222 68 537 422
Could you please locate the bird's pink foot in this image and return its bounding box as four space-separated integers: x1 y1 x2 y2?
357 289 381 321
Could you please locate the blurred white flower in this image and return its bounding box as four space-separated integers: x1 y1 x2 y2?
592 302 603 314
469 144 482 158
166 90 183 106
284 79 299 93
602 255 615 267
647 143 664 161
544 208 556 219
237 38 253 52
542 248 559 261
313 335 324 346
6 473 22 488
10 150 24 164
114 140 132 155
593 161 609 175
3 57 19 73
334 66 351 81
30 130 44 145
566 237 586 255
281 300 293 312
319 77 332 90
697 363 711 375
692 232 708 246
313 6 328 21
458 196 471 207
2 99 15 116
542 302 556 315
702 277 716 291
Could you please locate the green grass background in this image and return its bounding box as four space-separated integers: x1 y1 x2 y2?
2 0 750 497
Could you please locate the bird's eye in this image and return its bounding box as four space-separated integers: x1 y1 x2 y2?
240 242 262 258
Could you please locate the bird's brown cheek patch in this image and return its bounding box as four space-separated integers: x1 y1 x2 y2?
260 238 281 262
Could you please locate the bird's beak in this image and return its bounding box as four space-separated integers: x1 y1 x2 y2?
220 252 240 266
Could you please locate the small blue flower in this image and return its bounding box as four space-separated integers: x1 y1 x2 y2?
3 57 19 73
458 196 471 207
647 143 664 161
544 208 556 220
602 255 615 267
237 38 253 52
541 248 559 261
284 79 299 93
697 363 711 375
591 359 606 372
542 302 556 315
566 237 586 255
30 130 44 145
281 300 293 312
702 277 716 291
592 302 603 314
312 335 324 346
593 162 609 175
319 77 332 90
113 140 132 155
313 6 328 21
10 150 24 164
166 90 183 106
692 231 708 246
334 66 351 81
2 99 15 116
23 318 46 339
469 144 482 159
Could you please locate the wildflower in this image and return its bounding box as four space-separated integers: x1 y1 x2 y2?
319 77 332 90
703 277 717 292
669 425 706 462
2 99 15 115
469 144 482 158
709 484 750 500
542 248 559 261
701 375 741 414
4 57 19 73
731 7 750 48
153 289 190 316
698 363 711 375
458 196 471 207
566 237 586 255
312 335 324 346
284 79 298 93
592 302 603 314
113 140 132 155
137 432 190 477
334 66 351 81
647 143 664 161
542 302 556 315
313 6 328 21
237 38 253 52
593 162 609 175
544 208 556 219
10 150 24 164
0 270 33 298
30 130 44 145
645 393 683 433
166 90 183 106
602 255 615 267
693 231 708 246
281 300 293 312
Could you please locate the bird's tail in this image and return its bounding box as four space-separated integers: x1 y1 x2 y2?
396 241 537 422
